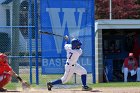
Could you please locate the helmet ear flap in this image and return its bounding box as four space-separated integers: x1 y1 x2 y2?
0 53 8 63
71 39 82 49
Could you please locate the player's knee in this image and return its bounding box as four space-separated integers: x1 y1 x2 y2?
124 68 128 72
0 74 11 88
61 77 69 84
3 74 11 83
82 70 87 75
61 78 68 84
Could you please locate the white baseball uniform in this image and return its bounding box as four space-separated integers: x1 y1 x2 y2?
61 44 87 83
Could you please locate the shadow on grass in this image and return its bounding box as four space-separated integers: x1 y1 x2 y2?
70 89 102 92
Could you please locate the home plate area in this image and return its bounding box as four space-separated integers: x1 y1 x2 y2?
8 85 140 93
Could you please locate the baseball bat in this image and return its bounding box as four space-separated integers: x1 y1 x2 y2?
104 67 109 82
39 30 65 38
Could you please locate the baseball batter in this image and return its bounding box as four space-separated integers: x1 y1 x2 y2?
47 35 92 91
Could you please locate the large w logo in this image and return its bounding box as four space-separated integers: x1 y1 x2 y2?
46 8 85 53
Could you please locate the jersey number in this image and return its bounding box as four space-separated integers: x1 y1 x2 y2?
69 52 73 59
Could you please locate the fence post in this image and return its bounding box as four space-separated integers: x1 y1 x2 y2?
28 0 33 84
34 0 39 85
11 0 20 82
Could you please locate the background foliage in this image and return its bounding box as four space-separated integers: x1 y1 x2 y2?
95 0 140 19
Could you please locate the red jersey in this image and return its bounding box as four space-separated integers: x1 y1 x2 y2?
0 62 12 75
124 57 138 70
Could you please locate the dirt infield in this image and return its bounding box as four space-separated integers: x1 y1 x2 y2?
26 87 140 93
7 87 140 93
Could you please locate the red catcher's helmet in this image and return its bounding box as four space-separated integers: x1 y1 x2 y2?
0 53 8 63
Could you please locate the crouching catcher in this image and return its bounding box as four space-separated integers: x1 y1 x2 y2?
0 53 30 92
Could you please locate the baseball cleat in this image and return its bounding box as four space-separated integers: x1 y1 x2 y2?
82 86 92 91
0 88 7 92
47 82 53 91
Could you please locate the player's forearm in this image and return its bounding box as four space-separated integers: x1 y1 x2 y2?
11 70 23 82
11 70 18 78
11 70 18 77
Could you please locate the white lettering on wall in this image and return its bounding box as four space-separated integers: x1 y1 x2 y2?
46 8 85 53
42 57 91 67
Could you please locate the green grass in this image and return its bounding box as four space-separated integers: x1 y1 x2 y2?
4 74 140 90
91 82 140 88
5 74 63 90
5 81 140 90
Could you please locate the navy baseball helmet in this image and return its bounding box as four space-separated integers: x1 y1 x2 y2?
71 39 82 49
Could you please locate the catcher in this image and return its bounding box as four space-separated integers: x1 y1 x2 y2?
0 53 30 92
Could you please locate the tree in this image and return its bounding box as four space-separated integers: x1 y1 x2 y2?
95 0 140 19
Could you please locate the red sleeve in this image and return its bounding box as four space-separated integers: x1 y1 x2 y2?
3 63 12 72
0 63 12 75
134 58 138 68
0 67 5 75
124 58 128 68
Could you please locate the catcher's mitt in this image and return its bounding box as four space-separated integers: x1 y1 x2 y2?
16 76 30 89
22 81 31 89
11 70 31 90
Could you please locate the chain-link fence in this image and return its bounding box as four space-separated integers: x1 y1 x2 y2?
40 0 95 86
0 0 95 90
0 0 42 89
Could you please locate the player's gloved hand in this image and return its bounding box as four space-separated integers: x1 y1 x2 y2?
64 35 69 41
22 81 31 89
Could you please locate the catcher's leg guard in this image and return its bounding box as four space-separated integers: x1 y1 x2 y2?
0 73 11 89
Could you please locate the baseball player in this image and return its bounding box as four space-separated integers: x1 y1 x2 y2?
0 53 30 92
123 53 140 82
47 35 92 91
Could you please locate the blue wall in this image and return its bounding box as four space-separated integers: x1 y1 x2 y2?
40 0 95 74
